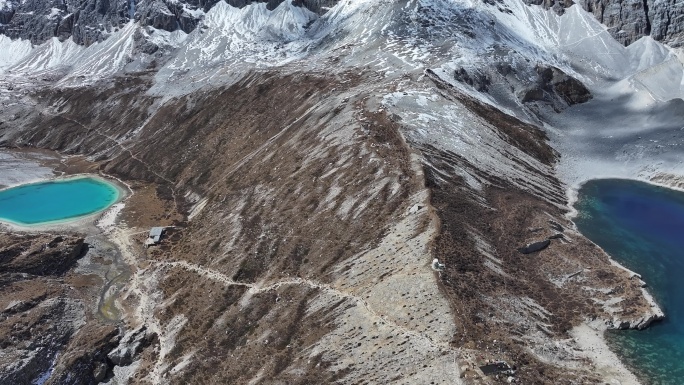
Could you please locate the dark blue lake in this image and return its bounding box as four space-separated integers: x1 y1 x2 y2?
574 179 684 384
0 177 120 226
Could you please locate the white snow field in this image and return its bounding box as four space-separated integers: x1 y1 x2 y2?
0 0 682 189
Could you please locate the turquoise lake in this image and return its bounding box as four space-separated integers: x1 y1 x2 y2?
574 179 684 384
0 177 120 225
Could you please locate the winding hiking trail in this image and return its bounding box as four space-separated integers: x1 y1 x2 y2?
153 259 453 352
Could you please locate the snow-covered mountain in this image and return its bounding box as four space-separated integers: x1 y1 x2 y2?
4 0 678 183
0 0 683 384
0 0 681 47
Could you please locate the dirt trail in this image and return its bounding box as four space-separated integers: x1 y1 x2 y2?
153 259 453 352
36 103 181 212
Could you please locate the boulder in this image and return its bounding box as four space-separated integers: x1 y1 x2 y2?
520 66 592 111
454 68 492 92
431 258 445 271
517 239 551 254
107 326 155 366
552 76 592 105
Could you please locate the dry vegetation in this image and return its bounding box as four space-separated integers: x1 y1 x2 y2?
0 69 662 384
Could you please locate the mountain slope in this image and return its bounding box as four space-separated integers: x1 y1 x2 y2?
0 0 682 384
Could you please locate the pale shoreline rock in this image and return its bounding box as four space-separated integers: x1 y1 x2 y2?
570 323 642 385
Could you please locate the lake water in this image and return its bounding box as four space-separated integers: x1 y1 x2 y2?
0 177 120 226
574 179 684 384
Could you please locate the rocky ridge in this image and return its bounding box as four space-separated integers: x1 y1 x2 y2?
524 0 684 47
0 233 103 384
0 0 339 45
578 0 684 47
0 0 681 383
0 0 682 49
0 67 664 384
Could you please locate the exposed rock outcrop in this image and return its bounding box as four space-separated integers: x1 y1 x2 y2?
649 0 684 46
524 0 684 47
518 239 551 254
0 1 16 25
0 235 85 276
581 0 684 47
524 0 574 15
0 233 101 384
452 64 591 115
454 68 492 92
0 0 340 45
107 325 156 366
608 312 664 330
46 324 121 385
577 0 653 45
520 66 592 112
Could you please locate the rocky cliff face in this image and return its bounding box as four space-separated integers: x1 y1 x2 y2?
2 0 680 48
0 0 131 45
527 0 684 47
577 0 653 45
0 0 338 45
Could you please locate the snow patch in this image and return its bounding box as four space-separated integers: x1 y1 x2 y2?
46 7 61 19
144 27 189 48
188 197 208 221
0 35 33 72
8 37 84 73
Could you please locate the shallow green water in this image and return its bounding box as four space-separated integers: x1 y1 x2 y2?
574 179 684 384
0 177 120 225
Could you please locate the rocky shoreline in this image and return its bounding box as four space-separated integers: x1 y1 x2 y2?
566 179 668 334
0 71 672 383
